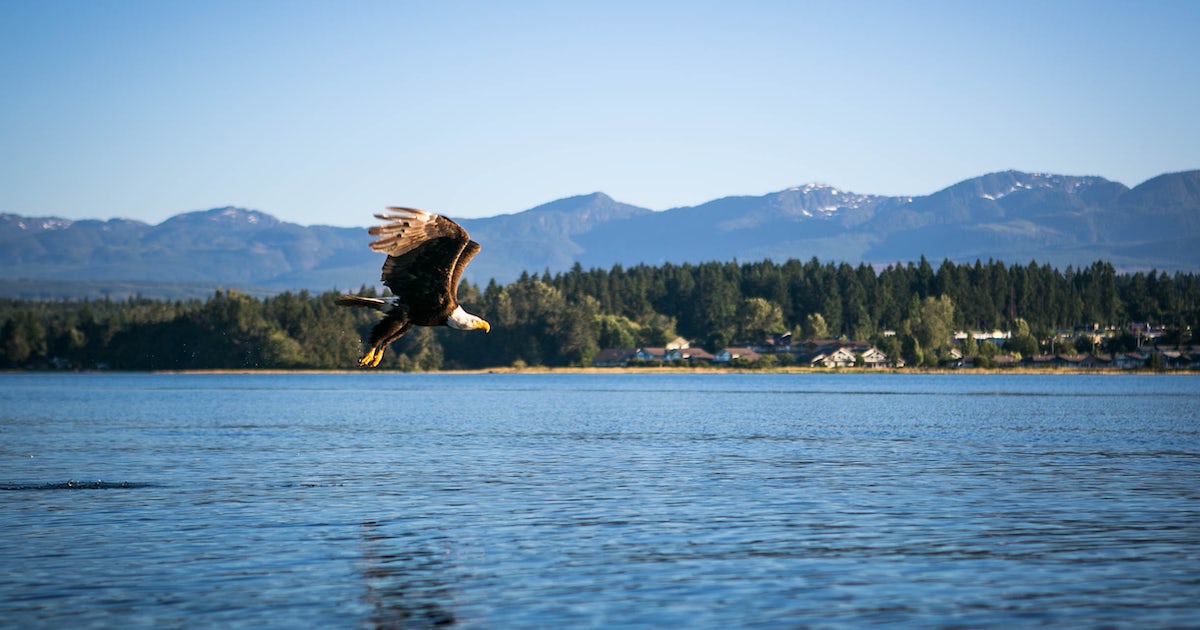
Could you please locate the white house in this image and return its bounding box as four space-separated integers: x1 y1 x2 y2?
859 346 895 368
823 346 859 368
665 337 691 350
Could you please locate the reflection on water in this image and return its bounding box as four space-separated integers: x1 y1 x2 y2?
0 372 1198 628
359 521 456 629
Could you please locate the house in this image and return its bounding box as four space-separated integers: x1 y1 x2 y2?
750 332 793 354
1113 352 1148 369
633 347 684 362
1088 353 1114 368
797 351 829 367
634 347 665 362
798 339 872 353
800 346 857 368
992 355 1022 368
1157 350 1191 369
1128 323 1166 342
953 330 1012 347
859 346 894 368
792 341 895 368
592 348 636 367
665 337 691 350
714 347 762 363
681 347 715 363
1026 354 1058 368
1055 354 1090 368
823 346 859 368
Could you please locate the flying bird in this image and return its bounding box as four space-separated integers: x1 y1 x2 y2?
337 208 490 367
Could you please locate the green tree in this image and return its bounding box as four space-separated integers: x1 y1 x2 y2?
876 334 903 367
914 295 955 353
1013 317 1031 338
261 329 306 367
690 263 738 343
596 314 640 349
901 334 924 367
962 332 978 357
1006 326 1039 358
737 297 784 343
639 312 679 347
2 311 47 366
3 255 1197 371
802 313 829 340
556 295 600 366
390 326 444 371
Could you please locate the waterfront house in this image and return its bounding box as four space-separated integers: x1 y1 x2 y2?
714 347 762 363
681 347 715 363
823 346 859 368
1113 352 1148 369
592 348 636 367
859 346 894 368
633 347 686 362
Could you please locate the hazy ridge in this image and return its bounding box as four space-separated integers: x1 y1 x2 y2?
3 170 1197 299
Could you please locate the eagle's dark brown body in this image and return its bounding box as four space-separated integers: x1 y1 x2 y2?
337 208 489 367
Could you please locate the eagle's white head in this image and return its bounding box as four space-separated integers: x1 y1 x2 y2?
447 305 491 332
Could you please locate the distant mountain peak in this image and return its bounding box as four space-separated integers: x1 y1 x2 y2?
164 206 282 228
521 192 627 214
786 183 834 193
769 182 880 217
951 170 1116 201
1 213 74 232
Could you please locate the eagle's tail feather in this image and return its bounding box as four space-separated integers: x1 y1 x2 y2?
336 295 388 310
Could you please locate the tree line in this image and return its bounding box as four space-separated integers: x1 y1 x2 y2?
2 257 1197 370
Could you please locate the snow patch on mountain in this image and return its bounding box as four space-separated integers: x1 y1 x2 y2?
1 214 74 231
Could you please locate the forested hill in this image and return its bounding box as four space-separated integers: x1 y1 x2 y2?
2 257 1197 371
3 170 1199 299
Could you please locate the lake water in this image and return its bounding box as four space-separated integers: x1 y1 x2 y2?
1 372 1198 628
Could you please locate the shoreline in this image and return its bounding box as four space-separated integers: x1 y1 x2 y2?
141 366 1196 376
6 367 1194 376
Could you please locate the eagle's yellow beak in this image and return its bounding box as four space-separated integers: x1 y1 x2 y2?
478 320 491 333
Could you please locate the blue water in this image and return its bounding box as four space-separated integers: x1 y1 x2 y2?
1 372 1198 628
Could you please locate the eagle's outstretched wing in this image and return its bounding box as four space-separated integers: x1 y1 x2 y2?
368 208 473 316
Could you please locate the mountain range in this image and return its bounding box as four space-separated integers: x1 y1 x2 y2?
3 170 1198 299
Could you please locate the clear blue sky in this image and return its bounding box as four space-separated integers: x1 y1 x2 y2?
2 0 1197 226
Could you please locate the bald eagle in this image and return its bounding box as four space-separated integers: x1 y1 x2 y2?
336 208 490 367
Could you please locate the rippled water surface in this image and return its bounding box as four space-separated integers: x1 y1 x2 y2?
2 372 1198 628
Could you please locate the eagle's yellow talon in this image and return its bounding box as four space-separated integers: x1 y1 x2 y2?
358 347 377 367
369 349 384 368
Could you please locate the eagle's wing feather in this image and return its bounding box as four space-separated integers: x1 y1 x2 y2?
368 208 472 322
450 240 481 299
368 207 465 257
